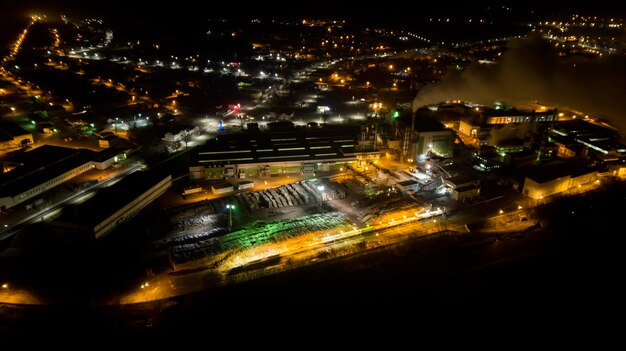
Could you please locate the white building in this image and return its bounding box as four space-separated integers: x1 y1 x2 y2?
162 125 200 143
443 175 481 202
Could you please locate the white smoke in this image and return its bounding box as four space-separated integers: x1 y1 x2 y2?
412 33 626 134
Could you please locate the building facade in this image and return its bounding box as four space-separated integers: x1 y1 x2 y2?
189 125 379 180
522 169 598 200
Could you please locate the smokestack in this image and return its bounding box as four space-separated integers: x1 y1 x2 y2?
408 85 421 163
409 109 416 162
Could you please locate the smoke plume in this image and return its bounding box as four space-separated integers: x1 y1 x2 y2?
412 33 626 134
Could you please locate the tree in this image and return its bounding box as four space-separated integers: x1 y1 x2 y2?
182 132 192 148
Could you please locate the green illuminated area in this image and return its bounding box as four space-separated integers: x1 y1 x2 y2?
222 212 348 251
168 212 350 263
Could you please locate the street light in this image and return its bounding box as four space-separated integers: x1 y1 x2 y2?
226 204 235 230
317 185 325 210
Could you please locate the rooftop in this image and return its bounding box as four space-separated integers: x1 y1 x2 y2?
523 158 598 183
56 170 171 227
0 122 30 142
0 145 95 197
445 174 480 186
414 116 448 132
399 115 448 132
397 179 418 187
194 125 362 165
551 119 626 155
483 108 556 117
553 119 618 139
91 148 126 163
506 149 537 158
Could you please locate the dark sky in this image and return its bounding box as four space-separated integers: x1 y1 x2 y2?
2 1 626 23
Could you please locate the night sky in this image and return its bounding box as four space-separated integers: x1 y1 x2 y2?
3 0 626 47
2 1 626 24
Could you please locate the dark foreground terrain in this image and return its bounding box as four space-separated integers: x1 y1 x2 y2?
1 183 625 337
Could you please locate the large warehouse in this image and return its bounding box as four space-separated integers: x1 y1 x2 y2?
189 124 380 180
521 159 599 200
53 170 172 240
